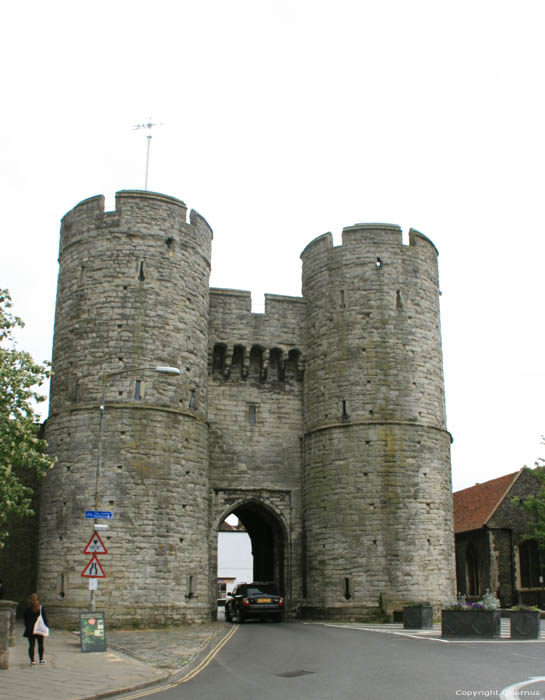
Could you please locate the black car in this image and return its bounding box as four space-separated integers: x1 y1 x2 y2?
225 582 284 623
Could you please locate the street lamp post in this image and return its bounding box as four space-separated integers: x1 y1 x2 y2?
89 365 180 611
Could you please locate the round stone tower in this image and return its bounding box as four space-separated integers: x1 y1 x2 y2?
39 191 212 626
300 224 455 618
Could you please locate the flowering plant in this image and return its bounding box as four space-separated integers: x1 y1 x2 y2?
448 590 500 611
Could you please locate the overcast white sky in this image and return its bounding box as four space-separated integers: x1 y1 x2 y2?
2 0 543 491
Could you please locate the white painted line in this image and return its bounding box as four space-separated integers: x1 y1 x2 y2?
316 622 545 644
500 676 545 699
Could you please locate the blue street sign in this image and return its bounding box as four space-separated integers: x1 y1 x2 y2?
85 510 114 520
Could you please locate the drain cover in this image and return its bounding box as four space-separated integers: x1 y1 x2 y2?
276 670 315 678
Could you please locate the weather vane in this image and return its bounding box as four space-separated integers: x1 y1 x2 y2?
133 118 163 191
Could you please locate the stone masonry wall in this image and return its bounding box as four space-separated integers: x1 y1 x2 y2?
40 191 213 626
207 289 306 613
301 224 455 616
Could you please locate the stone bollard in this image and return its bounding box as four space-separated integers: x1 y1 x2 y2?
0 601 18 670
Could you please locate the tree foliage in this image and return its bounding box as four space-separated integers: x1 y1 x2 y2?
0 289 54 547
514 445 545 551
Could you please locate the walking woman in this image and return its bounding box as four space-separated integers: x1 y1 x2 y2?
23 593 49 665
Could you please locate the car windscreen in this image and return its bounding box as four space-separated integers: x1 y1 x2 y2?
246 584 279 596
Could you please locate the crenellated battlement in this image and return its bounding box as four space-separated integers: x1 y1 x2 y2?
209 288 252 314
342 223 402 248
117 189 189 212
300 232 333 259
209 288 305 383
408 227 439 256
208 288 306 381
62 190 188 225
301 223 439 263
209 289 305 315
60 190 213 257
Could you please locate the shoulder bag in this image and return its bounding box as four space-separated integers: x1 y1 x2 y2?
33 606 50 637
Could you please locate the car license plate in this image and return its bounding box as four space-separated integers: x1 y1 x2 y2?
258 598 271 603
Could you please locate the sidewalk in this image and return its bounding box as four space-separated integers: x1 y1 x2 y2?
1 620 229 700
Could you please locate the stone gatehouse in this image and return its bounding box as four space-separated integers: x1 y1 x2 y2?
38 189 455 627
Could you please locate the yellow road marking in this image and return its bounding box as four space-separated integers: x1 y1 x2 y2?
120 625 239 699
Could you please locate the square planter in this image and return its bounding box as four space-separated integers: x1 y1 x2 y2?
403 606 434 629
510 610 541 639
441 609 501 638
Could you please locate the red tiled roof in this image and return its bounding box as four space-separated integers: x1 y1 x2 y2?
453 470 523 533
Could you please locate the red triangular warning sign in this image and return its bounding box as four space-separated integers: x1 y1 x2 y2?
81 555 107 578
83 532 108 555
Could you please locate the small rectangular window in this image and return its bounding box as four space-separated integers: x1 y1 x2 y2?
189 390 196 410
134 380 142 401
344 577 352 600
249 404 258 426
187 574 196 599
57 572 68 600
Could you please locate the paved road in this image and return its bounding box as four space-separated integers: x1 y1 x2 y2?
119 621 545 700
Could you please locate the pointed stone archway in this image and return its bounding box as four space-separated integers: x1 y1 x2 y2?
212 491 292 616
230 501 285 591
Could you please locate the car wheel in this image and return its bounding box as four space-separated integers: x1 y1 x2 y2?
235 609 245 624
225 606 231 622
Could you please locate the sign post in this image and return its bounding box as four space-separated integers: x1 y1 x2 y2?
84 511 114 520
81 555 107 579
83 532 108 555
82 513 111 614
